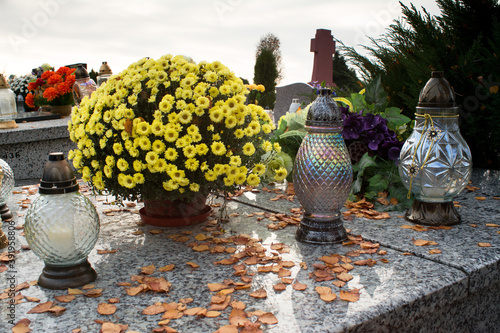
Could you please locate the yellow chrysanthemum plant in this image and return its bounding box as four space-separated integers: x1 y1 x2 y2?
68 55 282 206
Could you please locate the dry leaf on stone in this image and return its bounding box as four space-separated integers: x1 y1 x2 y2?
332 280 346 288
273 283 286 291
214 325 238 333
82 284 95 290
149 230 163 234
486 224 500 228
12 318 31 333
125 285 146 296
230 300 246 310
97 303 117 315
159 264 175 272
84 289 103 297
205 310 221 318
258 312 278 325
142 303 166 315
24 296 40 302
162 309 184 320
186 262 199 268
339 289 360 302
292 282 307 291
141 264 156 275
249 288 267 299
27 301 54 314
68 288 84 295
412 239 438 246
336 272 353 282
108 298 120 304
228 308 249 327
478 243 492 247
100 322 128 333
179 297 193 304
55 295 75 303
429 249 442 254
184 307 205 316
475 197 486 201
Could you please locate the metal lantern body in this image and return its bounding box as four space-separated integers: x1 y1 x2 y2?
25 153 100 289
295 88 353 244
0 158 15 221
399 72 472 225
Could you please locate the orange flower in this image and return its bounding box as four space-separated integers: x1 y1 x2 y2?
56 66 74 76
25 93 35 108
47 74 62 85
43 87 59 101
41 70 54 80
65 75 76 86
27 82 37 91
57 82 72 95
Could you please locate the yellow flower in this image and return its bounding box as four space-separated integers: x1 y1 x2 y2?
183 145 197 158
151 120 164 136
154 158 167 173
242 142 255 156
209 108 224 123
205 170 217 182
262 141 272 152
138 137 151 150
187 125 199 135
145 151 159 165
262 123 272 134
212 133 221 141
189 183 200 192
244 127 254 137
273 142 282 153
225 116 237 129
200 161 208 171
168 169 185 181
196 96 210 109
219 84 231 95
204 71 218 83
168 112 179 123
209 87 219 98
235 173 246 185
103 111 112 123
163 179 179 191
234 129 244 139
185 158 199 171
113 143 123 155
119 174 136 189
106 155 115 167
91 160 100 169
229 156 241 166
207 124 214 132
164 148 178 161
164 128 179 142
273 167 288 182
117 158 129 171
213 164 225 176
252 163 266 176
249 120 261 134
133 160 143 172
152 140 166 154
133 173 145 184
178 109 192 124
191 132 202 142
223 177 234 186
211 141 226 156
175 137 188 148
247 173 260 186
196 143 208 155
136 122 151 136
257 84 265 92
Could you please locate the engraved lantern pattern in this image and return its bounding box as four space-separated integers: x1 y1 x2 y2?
295 88 352 244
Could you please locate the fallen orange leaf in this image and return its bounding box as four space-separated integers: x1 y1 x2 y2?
429 249 442 254
141 264 156 275
184 307 205 316
55 295 75 303
228 308 249 327
339 289 360 302
258 312 278 325
214 325 238 333
336 272 353 282
27 301 53 314
478 242 492 247
97 303 116 315
486 224 500 228
249 288 267 299
332 280 345 288
84 289 103 297
68 288 84 295
142 303 166 315
186 262 199 268
12 318 31 333
205 310 221 318
273 283 286 291
159 264 175 272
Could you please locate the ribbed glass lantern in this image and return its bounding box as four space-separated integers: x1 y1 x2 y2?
0 158 15 221
24 153 100 289
399 71 472 225
295 88 353 244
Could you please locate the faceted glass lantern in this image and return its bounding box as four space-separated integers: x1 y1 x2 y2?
0 158 15 221
399 71 472 225
295 88 353 244
25 153 100 289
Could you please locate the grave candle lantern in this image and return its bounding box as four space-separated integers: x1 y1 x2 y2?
25 152 100 289
399 71 472 225
0 158 15 221
295 88 353 244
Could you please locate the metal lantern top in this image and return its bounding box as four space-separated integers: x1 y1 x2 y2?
39 152 79 195
305 88 343 128
417 71 457 115
99 61 112 75
74 65 90 79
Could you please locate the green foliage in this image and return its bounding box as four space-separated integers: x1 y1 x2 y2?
89 69 98 83
342 0 500 169
253 49 278 109
332 51 360 95
350 153 413 211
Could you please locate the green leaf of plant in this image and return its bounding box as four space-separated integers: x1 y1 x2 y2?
279 129 306 140
353 153 377 175
349 93 369 113
364 76 388 107
382 107 412 129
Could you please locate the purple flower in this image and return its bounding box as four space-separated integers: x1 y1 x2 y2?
366 130 385 150
387 147 401 161
363 113 386 131
343 113 364 140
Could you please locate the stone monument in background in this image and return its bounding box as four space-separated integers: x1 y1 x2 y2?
310 29 336 86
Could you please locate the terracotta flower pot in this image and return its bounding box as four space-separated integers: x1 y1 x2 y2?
140 195 211 227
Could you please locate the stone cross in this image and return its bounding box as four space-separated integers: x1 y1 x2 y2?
310 29 335 86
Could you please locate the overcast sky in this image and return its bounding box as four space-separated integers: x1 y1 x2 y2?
0 0 440 86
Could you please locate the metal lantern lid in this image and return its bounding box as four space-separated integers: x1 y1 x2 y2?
305 88 343 128
99 62 112 75
39 153 79 195
418 71 456 108
74 65 90 79
0 74 10 89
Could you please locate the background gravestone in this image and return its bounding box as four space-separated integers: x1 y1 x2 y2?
274 82 313 122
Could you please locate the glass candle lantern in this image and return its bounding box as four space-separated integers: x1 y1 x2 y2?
294 88 353 244
0 74 17 121
25 153 100 289
72 65 97 107
97 61 113 87
399 71 472 225
0 158 15 221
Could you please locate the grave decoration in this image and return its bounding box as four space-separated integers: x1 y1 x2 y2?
24 152 100 289
0 158 14 221
25 66 76 116
399 71 472 225
294 88 353 244
68 55 284 226
0 74 18 128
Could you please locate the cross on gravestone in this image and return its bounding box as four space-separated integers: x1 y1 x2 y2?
310 29 335 87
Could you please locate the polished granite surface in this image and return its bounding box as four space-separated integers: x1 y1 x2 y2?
1 168 499 332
